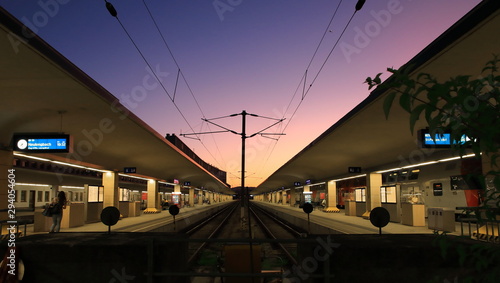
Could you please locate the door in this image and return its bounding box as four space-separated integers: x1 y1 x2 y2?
29 190 36 210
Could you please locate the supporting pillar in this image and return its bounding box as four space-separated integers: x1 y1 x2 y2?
144 180 161 213
324 181 340 212
303 185 311 204
0 150 13 222
289 189 296 207
83 184 89 223
102 171 119 209
189 188 195 207
281 191 286 205
362 173 382 219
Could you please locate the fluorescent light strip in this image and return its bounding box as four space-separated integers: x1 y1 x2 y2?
375 168 402 174
376 154 477 173
305 181 326 187
13 153 50 162
16 183 50 187
436 156 461 162
159 181 176 186
52 160 88 169
332 174 367 182
118 173 150 181
402 161 438 169
14 153 110 173
61 186 85 189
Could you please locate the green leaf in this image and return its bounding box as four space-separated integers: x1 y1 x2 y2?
383 92 397 119
409 104 427 133
399 92 411 113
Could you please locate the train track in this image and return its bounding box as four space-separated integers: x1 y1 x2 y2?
183 201 307 282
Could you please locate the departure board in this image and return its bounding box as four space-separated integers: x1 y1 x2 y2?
13 134 70 153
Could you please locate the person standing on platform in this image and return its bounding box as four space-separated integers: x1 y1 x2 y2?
49 191 67 233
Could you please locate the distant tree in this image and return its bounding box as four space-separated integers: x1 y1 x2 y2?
365 55 500 209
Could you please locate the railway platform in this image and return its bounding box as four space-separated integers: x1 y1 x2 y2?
10 199 473 238
14 201 232 236
253 201 468 236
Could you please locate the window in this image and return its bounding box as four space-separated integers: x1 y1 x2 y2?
88 185 103 202
355 188 366 202
20 190 27 202
433 183 443 196
44 191 50 202
408 169 420 180
398 170 409 182
388 172 398 183
119 188 130 201
37 191 43 202
381 186 397 203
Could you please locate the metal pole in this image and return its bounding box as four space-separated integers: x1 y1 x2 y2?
240 111 246 228
241 110 256 282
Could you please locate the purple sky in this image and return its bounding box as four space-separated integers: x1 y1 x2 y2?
2 0 481 187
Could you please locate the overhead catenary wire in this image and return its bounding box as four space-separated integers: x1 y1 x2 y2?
104 0 227 171
257 0 366 180
140 0 228 169
283 0 344 119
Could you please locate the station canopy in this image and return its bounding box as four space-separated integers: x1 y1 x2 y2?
255 1 500 195
0 8 231 194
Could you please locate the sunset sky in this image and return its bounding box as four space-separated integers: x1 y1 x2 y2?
2 0 481 187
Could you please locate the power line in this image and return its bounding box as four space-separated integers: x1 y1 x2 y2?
140 0 227 170
104 0 227 172
257 0 366 182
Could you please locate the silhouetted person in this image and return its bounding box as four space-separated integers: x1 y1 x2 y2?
49 191 67 233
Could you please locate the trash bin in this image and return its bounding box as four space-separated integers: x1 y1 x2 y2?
428 207 455 232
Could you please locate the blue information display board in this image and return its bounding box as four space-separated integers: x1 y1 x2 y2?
13 134 70 153
420 130 470 148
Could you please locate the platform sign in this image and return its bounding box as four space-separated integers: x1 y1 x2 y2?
293 182 301 187
419 130 470 148
13 134 70 153
124 167 136 174
348 167 362 173
184 181 191 186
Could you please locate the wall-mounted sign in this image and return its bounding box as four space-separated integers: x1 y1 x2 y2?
294 182 301 187
12 134 70 153
348 167 362 173
124 167 136 174
305 179 312 185
419 130 470 148
184 181 191 186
